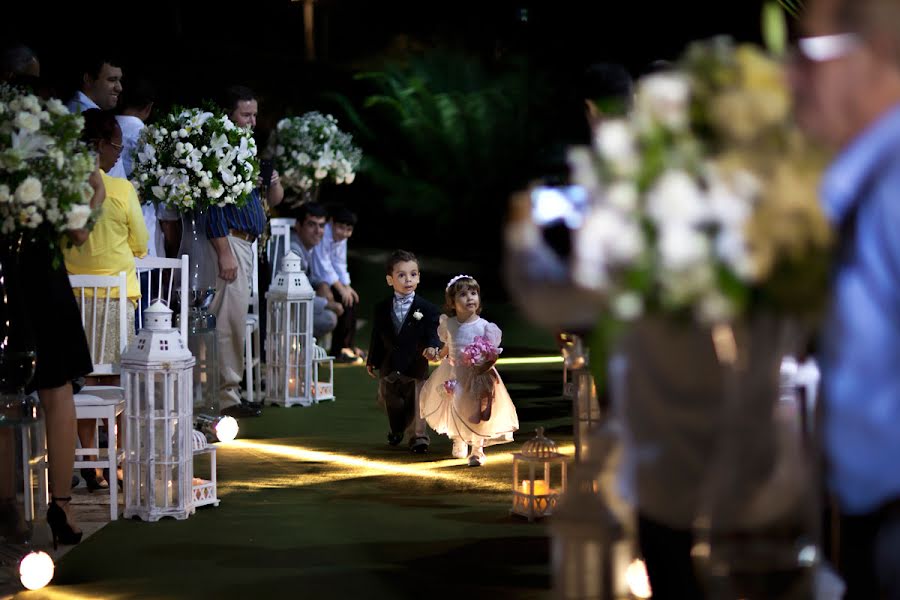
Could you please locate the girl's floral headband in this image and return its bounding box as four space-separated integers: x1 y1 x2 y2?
446 274 475 290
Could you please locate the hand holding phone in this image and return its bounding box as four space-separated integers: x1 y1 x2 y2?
259 159 274 189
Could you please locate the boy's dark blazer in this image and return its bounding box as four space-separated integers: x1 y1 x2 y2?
367 294 442 380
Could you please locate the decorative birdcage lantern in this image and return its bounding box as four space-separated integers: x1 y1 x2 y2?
186 308 218 416
266 251 315 407
558 333 601 464
550 464 630 600
190 430 219 509
311 342 335 402
123 301 196 522
511 428 569 522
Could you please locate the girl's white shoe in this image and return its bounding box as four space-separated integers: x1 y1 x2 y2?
467 447 486 467
451 438 468 459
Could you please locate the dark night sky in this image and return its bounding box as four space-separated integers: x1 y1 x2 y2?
6 0 768 105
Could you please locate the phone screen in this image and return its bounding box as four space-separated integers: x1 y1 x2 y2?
530 185 589 229
260 159 274 186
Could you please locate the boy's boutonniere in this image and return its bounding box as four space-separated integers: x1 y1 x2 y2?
412 310 423 321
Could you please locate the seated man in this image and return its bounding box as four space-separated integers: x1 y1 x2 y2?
312 204 362 361
289 202 340 342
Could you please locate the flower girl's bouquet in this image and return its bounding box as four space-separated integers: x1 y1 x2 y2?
131 106 258 212
567 38 832 351
459 335 503 423
0 84 96 242
272 112 361 201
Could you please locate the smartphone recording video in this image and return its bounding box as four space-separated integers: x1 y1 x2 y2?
530 185 589 258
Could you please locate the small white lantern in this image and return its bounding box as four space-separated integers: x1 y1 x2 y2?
265 252 315 407
190 430 219 509
311 342 335 402
511 428 569 522
123 301 196 522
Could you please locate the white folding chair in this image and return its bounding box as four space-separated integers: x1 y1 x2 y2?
69 272 128 521
245 241 263 404
135 254 189 340
267 217 296 283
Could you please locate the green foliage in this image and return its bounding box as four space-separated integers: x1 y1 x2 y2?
330 52 558 235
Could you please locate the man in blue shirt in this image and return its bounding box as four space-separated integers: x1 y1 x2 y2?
208 85 284 419
791 0 900 596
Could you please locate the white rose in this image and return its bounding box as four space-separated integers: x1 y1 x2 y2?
0 185 10 203
345 172 355 184
208 184 224 199
605 181 639 213
716 227 758 282
15 177 42 204
179 128 188 138
152 186 166 200
314 168 328 180
297 152 310 166
46 98 68 116
1 217 14 234
646 169 707 227
45 207 61 223
594 120 638 177
636 73 691 131
66 204 92 230
566 146 600 193
658 226 709 271
697 291 737 325
14 112 40 133
612 292 644 321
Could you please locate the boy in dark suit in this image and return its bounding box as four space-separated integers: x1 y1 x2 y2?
366 250 442 453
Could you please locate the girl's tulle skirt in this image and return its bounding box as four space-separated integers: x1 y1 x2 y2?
419 359 519 446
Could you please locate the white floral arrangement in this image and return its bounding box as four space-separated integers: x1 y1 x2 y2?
132 106 258 212
568 38 831 327
273 112 361 195
0 84 95 238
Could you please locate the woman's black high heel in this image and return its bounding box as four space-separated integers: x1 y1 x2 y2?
46 497 82 550
80 468 109 492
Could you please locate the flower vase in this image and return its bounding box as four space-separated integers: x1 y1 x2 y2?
0 237 42 553
691 319 818 600
177 208 217 312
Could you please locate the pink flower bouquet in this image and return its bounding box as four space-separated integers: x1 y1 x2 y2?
460 336 502 423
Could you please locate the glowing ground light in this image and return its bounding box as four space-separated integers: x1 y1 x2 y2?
215 416 239 443
625 558 652 599
19 551 54 590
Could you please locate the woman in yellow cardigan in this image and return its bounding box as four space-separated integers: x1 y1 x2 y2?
64 109 148 490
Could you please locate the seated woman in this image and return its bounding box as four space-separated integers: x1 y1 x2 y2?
64 109 149 490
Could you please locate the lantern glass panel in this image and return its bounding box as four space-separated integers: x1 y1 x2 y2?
0 391 45 546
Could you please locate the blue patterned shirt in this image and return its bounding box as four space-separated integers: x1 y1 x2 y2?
820 103 900 514
206 189 266 239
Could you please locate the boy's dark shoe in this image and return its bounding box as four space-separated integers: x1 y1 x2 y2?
387 432 403 446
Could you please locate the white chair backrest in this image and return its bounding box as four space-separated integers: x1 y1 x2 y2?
69 272 128 375
267 217 296 283
135 254 189 340
250 240 260 318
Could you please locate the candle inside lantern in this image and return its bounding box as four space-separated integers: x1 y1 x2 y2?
516 480 552 516
522 480 550 496
288 376 299 397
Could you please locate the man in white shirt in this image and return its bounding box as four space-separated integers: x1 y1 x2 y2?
109 77 159 255
66 54 122 115
288 203 340 341
312 205 361 360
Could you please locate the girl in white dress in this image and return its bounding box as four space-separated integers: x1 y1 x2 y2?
420 275 519 466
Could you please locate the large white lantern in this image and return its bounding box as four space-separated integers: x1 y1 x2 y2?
123 301 196 521
266 252 315 407
559 333 601 463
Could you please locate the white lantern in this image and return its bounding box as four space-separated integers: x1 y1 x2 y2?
511 428 569 522
551 465 627 600
265 252 315 407
190 430 219 509
123 301 196 521
558 333 601 463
